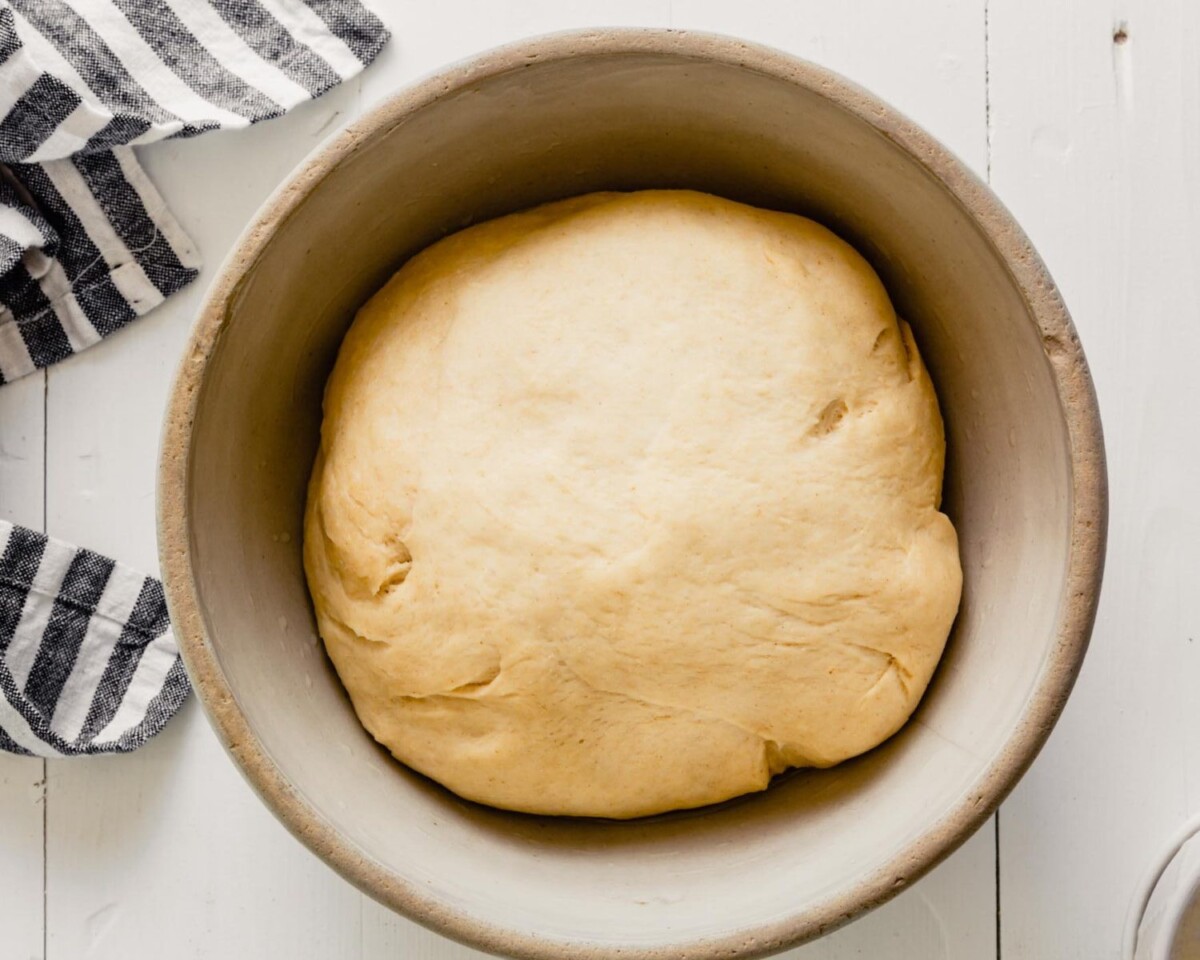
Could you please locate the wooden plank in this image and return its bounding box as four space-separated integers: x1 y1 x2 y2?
0 754 43 960
0 369 45 960
45 710 364 960
0 371 44 531
989 0 1196 957
669 0 989 171
357 0 679 102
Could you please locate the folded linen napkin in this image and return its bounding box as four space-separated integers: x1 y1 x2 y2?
0 0 388 756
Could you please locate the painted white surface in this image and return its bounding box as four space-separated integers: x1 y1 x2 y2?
0 358 44 960
988 1 1200 959
0 0 1173 957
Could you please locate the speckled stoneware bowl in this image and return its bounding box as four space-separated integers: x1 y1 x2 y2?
157 29 1107 960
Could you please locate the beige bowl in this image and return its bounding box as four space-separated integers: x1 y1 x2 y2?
158 29 1106 960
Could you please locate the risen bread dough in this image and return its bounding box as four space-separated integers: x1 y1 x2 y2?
304 190 962 819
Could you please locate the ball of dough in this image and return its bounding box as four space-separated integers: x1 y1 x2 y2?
304 190 962 819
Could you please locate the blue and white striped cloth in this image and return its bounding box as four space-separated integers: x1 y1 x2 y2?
0 0 388 756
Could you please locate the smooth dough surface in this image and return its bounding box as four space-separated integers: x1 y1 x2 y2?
304 190 962 819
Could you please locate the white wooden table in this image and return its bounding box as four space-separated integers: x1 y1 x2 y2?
0 1 1182 957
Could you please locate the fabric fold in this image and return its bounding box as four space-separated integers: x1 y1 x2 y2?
1 0 389 162
0 520 190 756
0 0 389 384
0 148 201 380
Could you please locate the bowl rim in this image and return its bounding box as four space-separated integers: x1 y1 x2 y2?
157 26 1108 960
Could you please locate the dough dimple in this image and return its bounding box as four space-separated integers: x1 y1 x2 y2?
303 190 963 819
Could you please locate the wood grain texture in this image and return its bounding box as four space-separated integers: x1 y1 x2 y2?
0 367 44 960
45 708 365 960
31 3 1006 958
989 1 1196 957
669 0 988 171
0 371 43 531
0 754 43 960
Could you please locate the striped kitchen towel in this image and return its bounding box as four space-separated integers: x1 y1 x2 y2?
0 521 188 756
0 0 389 756
0 0 388 382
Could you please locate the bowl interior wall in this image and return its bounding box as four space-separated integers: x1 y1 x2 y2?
187 53 1071 946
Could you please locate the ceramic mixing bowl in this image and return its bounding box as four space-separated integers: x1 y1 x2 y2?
158 28 1107 960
